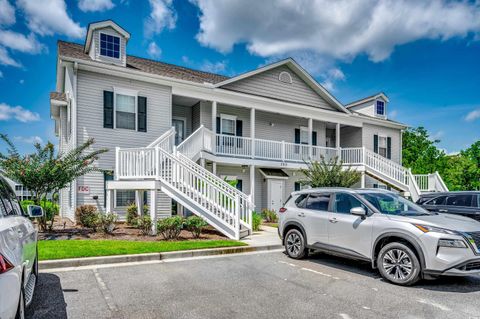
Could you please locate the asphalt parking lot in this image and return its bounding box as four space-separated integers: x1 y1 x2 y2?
28 251 480 319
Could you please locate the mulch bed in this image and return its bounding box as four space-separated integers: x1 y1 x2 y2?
38 217 227 241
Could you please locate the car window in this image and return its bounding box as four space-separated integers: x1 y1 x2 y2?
426 195 446 206
294 194 308 208
305 194 330 211
446 195 473 207
0 178 22 216
334 193 366 214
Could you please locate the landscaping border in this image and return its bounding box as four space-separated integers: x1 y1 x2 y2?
39 244 283 270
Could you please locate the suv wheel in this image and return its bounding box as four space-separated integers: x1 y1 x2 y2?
285 229 308 259
377 242 421 286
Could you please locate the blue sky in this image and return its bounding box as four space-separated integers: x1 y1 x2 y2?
0 0 479 155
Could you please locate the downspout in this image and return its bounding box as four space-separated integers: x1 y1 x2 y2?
72 61 78 215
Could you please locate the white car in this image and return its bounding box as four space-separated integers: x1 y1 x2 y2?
0 176 42 319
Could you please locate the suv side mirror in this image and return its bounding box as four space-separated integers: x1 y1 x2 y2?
350 207 367 217
27 205 44 218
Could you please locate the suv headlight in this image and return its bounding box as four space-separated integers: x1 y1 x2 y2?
413 224 459 235
438 239 467 248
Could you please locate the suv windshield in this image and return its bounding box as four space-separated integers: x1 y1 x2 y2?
360 192 433 216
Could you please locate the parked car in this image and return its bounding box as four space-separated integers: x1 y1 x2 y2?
0 175 43 319
278 188 480 286
417 191 480 222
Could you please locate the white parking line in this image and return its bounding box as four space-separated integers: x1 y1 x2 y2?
417 299 451 311
339 313 352 319
301 267 340 280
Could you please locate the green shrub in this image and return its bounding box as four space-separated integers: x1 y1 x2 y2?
157 216 185 240
98 212 118 234
126 203 149 226
261 209 278 223
185 216 208 238
252 212 262 231
75 205 99 231
137 215 153 236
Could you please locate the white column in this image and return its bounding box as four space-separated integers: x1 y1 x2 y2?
200 158 206 168
149 189 157 235
135 190 143 216
211 101 217 133
250 165 255 201
250 108 255 158
308 118 313 158
361 171 366 188
212 161 217 175
106 189 113 213
336 122 341 160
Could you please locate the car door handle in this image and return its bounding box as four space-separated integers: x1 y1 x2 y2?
438 209 448 213
298 212 305 217
329 218 338 223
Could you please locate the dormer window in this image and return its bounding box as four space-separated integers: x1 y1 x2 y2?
376 100 385 116
100 33 120 59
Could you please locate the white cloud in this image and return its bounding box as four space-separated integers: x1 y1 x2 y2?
0 102 40 122
17 0 85 38
0 30 45 53
19 79 24 84
0 0 15 26
430 130 444 141
78 0 115 12
200 60 226 73
192 0 480 62
144 0 176 38
388 109 398 119
147 41 162 58
0 46 21 67
465 108 480 122
14 135 43 144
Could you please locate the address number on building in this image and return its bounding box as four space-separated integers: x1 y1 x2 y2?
78 186 90 194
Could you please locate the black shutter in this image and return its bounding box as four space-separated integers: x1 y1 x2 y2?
294 128 300 144
216 117 221 134
312 131 317 146
373 134 379 153
137 96 147 132
236 120 243 137
236 180 243 192
103 91 114 128
294 182 301 192
387 137 392 159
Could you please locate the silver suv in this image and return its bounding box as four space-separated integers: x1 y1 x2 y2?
278 188 480 286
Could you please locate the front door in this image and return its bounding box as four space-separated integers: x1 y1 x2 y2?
269 180 284 212
327 192 373 260
172 118 185 145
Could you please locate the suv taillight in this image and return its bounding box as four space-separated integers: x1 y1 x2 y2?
0 254 14 274
279 207 287 213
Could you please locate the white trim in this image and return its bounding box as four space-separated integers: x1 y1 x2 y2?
278 71 292 84
220 113 237 135
346 93 390 108
84 20 130 54
113 87 138 131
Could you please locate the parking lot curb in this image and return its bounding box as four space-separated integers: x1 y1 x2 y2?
39 244 284 270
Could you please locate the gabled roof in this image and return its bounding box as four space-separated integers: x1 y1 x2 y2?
346 92 389 108
59 41 229 84
214 58 350 114
84 20 131 54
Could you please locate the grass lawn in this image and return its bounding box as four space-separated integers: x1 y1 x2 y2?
264 223 278 228
38 239 247 260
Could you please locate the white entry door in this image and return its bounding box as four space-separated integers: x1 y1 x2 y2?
172 118 186 145
269 180 284 212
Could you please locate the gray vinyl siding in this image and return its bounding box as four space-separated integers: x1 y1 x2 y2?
75 69 172 219
340 126 362 148
362 123 402 164
222 65 337 111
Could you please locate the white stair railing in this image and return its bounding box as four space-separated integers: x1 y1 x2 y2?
363 148 409 187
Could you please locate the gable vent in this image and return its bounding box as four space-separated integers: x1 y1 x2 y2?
278 71 293 84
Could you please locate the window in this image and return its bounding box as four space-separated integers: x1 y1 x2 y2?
116 93 136 130
446 195 473 207
378 136 387 157
305 194 330 211
100 33 120 59
15 185 22 191
376 100 385 115
236 180 243 192
220 114 236 136
0 179 21 216
300 127 309 145
425 195 446 206
116 190 136 207
334 193 366 214
295 194 308 208
278 71 293 84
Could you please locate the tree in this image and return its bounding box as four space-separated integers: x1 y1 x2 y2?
402 127 446 174
440 155 479 191
0 134 108 230
300 156 361 188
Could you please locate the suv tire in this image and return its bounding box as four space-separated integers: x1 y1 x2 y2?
377 242 421 286
285 229 308 259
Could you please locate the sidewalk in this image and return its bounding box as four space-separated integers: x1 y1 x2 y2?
241 225 282 247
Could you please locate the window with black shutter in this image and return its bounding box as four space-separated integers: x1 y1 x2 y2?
137 96 147 132
103 91 114 128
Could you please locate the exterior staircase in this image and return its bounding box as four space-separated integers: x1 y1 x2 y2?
115 128 254 240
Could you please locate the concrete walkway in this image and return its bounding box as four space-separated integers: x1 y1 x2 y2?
241 225 282 247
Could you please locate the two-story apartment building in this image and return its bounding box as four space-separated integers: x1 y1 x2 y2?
50 21 447 239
